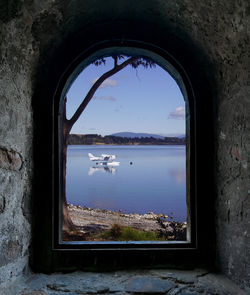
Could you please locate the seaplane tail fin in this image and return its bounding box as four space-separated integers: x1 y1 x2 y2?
88 153 94 159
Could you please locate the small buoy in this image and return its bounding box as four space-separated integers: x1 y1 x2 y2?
130 161 133 165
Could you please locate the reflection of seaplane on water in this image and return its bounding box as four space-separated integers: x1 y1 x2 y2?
88 153 120 167
88 166 116 176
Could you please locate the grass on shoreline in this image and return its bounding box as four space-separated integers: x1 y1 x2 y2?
96 224 164 241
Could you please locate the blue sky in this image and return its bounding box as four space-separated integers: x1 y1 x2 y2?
66 57 185 137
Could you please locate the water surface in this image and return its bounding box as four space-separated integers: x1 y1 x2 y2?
66 145 186 221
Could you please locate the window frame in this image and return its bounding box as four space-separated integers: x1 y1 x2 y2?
54 42 196 249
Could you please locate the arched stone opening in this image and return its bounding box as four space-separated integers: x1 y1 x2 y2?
32 19 214 271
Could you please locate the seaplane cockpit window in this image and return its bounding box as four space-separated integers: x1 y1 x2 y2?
60 52 188 244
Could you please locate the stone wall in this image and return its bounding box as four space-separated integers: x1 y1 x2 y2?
0 0 249 291
215 5 250 289
0 0 36 287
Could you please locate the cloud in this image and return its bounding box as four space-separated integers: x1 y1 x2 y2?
102 96 116 101
168 106 185 120
93 95 116 101
92 77 118 88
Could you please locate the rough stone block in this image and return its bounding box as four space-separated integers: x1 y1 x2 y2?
6 241 22 261
0 147 22 171
0 240 22 267
125 276 176 293
0 194 5 213
19 291 47 295
47 281 110 294
150 269 204 284
178 292 201 295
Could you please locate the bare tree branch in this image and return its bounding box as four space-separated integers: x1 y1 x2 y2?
67 56 137 130
113 56 118 68
62 54 156 232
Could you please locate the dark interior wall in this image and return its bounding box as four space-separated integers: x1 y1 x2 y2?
0 0 249 290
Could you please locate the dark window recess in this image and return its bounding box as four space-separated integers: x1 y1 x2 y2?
33 35 214 271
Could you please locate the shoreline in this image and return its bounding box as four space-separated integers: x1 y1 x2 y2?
67 204 187 241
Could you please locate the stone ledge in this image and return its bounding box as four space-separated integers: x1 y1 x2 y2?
0 269 248 295
125 276 176 293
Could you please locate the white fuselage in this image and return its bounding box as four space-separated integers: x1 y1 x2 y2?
88 153 120 166
88 153 116 161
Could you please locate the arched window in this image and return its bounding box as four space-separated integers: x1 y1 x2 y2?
56 47 195 248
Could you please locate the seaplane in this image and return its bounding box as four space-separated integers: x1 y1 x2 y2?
88 153 120 167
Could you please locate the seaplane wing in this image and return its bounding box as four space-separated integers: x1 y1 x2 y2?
88 153 116 161
88 153 103 161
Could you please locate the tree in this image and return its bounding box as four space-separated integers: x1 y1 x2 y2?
61 55 156 232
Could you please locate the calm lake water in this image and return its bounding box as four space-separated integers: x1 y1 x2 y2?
66 145 186 222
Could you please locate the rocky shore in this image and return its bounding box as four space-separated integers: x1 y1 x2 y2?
67 204 187 241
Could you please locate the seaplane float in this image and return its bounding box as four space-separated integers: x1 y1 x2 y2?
88 153 120 167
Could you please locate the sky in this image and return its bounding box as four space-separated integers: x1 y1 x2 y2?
66 56 185 137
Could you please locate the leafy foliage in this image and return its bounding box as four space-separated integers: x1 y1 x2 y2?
110 223 122 238
92 55 156 69
130 57 156 69
92 58 106 66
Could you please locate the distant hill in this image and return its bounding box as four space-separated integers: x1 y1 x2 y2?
68 134 185 145
164 133 185 139
110 132 165 139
